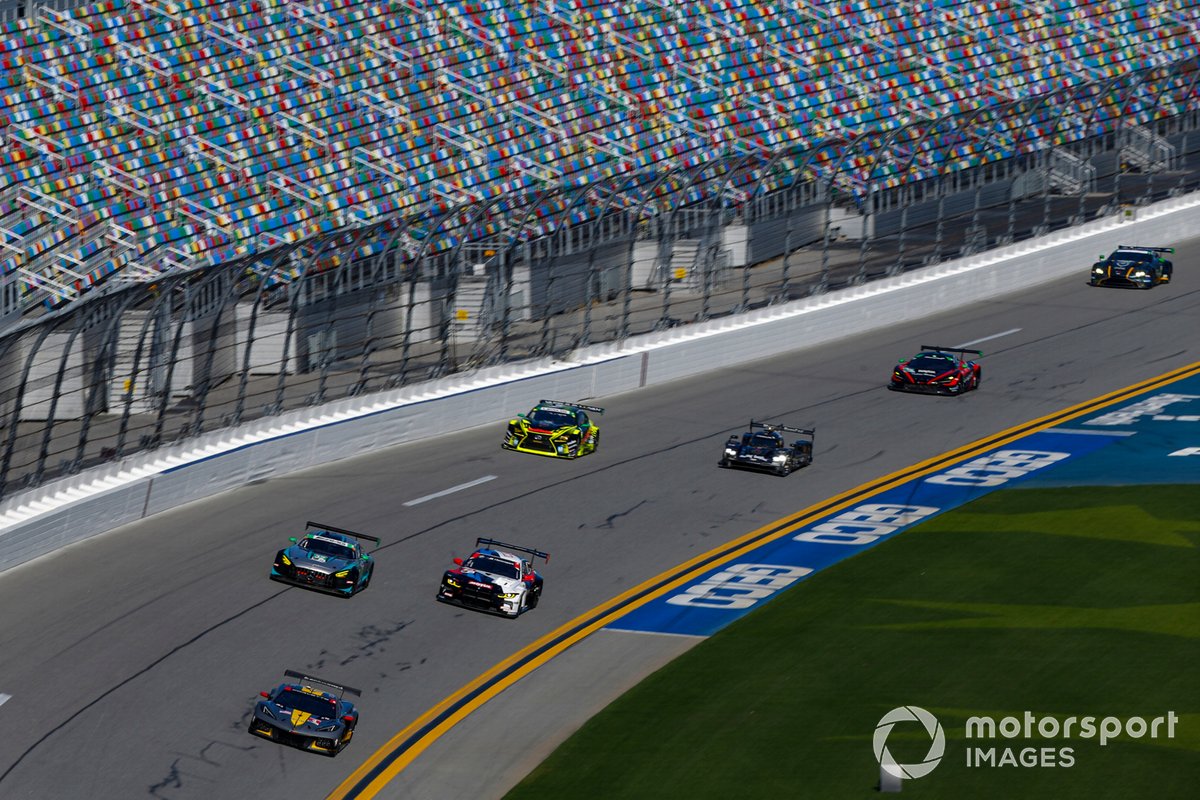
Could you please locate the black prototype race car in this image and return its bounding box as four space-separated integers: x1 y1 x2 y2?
720 421 815 476
1090 245 1173 289
248 670 361 757
437 538 548 618
889 345 982 395
270 521 380 597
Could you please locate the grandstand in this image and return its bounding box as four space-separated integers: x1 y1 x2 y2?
0 0 1194 317
0 0 1196 497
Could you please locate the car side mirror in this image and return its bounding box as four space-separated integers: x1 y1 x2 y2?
260 691 270 698
288 537 297 543
453 557 463 566
342 715 355 723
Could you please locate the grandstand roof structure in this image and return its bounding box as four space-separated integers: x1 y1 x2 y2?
0 0 1196 321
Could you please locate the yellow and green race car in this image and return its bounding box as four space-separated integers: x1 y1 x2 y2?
502 399 603 458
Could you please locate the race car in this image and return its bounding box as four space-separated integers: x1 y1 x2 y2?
1090 245 1173 288
889 345 982 395
502 399 602 458
270 522 379 597
720 421 815 476
437 538 548 618
247 670 361 757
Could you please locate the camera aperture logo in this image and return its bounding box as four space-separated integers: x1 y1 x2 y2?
873 707 1180 779
873 706 946 779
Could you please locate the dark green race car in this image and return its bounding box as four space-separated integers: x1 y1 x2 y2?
1090 245 1173 289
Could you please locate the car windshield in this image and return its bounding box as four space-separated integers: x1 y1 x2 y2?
527 408 576 429
464 555 520 579
748 434 779 448
275 689 338 717
300 537 355 560
908 354 957 371
1111 250 1153 263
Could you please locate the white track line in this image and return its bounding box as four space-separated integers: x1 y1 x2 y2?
0 693 10 709
1046 428 1137 436
403 475 497 507
954 328 1022 348
604 628 709 639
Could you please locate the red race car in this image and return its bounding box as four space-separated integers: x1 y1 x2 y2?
889 345 982 395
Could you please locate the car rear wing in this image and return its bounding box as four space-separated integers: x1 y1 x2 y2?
1118 245 1174 253
749 421 815 439
919 345 983 358
283 669 362 698
305 521 381 547
539 399 604 414
475 537 550 563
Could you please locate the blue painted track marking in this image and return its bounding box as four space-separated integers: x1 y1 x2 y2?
610 374 1200 638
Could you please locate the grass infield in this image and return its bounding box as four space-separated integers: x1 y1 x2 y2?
504 485 1200 799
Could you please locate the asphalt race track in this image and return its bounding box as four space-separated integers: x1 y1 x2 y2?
0 241 1198 800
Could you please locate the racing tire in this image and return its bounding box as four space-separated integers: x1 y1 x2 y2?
361 568 371 590
341 570 359 598
973 369 982 390
589 430 599 454
528 588 540 609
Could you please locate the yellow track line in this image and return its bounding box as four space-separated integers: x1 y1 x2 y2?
328 360 1200 799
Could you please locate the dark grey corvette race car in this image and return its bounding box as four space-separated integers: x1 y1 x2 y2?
247 670 361 756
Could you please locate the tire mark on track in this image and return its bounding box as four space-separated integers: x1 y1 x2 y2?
0 587 291 789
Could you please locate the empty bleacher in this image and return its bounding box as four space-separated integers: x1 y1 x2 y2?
0 0 1194 319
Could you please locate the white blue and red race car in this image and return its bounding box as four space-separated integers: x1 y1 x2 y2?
437 538 548 618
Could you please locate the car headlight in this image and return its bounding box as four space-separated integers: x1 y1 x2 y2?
334 569 351 578
772 454 787 462
724 448 737 456
1131 270 1147 277
1092 265 1105 273
501 592 520 599
280 554 292 566
446 577 461 588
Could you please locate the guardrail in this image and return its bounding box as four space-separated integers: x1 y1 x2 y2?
1 189 1197 573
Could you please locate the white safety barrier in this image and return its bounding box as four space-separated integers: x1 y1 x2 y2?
1 193 1198 572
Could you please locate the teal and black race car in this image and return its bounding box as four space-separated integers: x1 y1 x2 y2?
502 399 602 458
247 670 360 757
1090 245 1173 288
270 522 379 597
